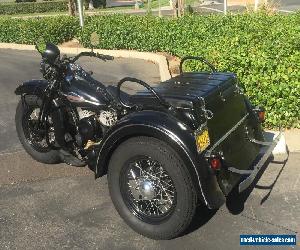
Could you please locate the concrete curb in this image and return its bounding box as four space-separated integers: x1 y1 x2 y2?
265 129 300 156
0 43 172 82
0 42 299 152
279 129 300 153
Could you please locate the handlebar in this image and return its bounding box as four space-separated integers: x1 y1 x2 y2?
70 51 114 63
40 50 114 86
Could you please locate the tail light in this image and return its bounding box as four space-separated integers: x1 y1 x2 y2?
257 107 266 122
210 157 222 170
258 110 265 122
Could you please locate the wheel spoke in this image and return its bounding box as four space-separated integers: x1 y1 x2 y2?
23 107 53 152
123 156 176 219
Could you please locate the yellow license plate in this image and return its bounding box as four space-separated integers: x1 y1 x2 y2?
196 129 210 152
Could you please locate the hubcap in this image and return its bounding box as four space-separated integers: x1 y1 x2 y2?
140 180 155 199
120 157 176 222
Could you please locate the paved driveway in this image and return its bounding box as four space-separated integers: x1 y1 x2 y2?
0 49 299 250
277 0 300 12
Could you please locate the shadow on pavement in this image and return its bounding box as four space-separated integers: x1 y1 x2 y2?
183 204 219 236
256 151 289 205
225 152 289 215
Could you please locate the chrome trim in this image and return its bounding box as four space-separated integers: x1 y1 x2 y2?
62 92 100 106
248 138 273 146
198 96 214 120
205 113 249 157
228 168 253 175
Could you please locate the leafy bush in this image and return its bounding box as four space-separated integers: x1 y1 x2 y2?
0 1 68 15
78 14 300 128
0 16 79 44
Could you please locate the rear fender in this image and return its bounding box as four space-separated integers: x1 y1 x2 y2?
96 110 225 209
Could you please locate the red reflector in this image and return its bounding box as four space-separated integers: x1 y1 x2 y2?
258 111 265 122
210 158 221 170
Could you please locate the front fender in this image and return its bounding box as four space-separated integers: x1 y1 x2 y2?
15 79 48 96
96 110 225 209
15 79 68 148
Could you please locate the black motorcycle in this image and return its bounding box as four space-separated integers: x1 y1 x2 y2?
15 36 277 240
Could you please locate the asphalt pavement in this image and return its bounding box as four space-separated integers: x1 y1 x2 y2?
0 49 299 249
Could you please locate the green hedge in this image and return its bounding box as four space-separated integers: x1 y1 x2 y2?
0 14 298 128
78 14 300 128
0 16 79 44
0 1 68 15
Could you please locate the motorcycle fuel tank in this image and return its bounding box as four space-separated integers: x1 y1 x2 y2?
62 73 112 109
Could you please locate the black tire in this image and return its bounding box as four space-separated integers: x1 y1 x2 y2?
107 136 197 240
15 96 61 164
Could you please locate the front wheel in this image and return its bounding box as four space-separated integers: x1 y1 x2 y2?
15 96 61 164
108 136 197 239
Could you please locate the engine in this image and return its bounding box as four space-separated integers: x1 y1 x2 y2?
76 108 118 148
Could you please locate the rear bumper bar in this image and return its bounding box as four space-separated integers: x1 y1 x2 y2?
228 131 282 193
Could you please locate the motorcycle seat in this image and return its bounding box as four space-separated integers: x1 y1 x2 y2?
106 85 160 108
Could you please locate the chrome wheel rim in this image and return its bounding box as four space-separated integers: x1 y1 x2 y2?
120 156 176 223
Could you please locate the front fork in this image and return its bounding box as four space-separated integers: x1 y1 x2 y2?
21 86 58 149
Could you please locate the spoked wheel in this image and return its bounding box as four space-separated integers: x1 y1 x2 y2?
120 156 176 224
108 137 197 240
22 107 55 152
15 96 61 164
